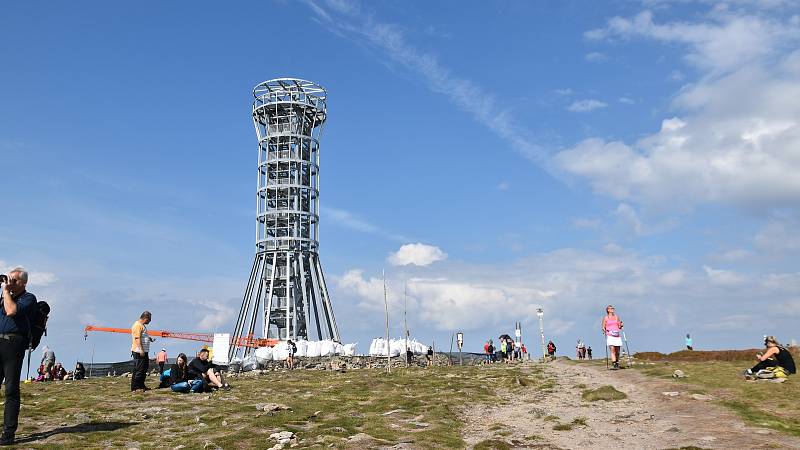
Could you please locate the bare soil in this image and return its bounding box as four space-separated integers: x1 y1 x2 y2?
462 359 800 449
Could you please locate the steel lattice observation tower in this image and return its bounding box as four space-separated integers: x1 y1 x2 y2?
230 78 340 361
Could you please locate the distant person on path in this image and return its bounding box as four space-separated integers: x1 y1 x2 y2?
547 340 556 357
156 348 168 375
406 348 413 365
0 268 38 445
685 334 693 351
746 336 796 379
602 305 624 370
483 340 491 364
587 346 593 360
130 310 153 392
286 340 297 370
576 339 586 360
426 346 434 367
40 346 55 380
188 348 229 391
520 344 527 360
514 340 522 360
500 339 508 362
487 342 495 363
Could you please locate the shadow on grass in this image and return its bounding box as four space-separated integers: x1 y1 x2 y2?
17 421 134 443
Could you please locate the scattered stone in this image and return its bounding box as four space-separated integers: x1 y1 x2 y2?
665 426 680 432
672 369 687 378
690 393 714 401
257 403 291 413
269 431 296 446
662 391 680 397
382 409 406 416
755 429 771 435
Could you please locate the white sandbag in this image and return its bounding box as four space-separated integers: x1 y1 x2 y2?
369 338 387 356
241 354 259 372
320 339 336 356
389 339 404 357
254 346 273 363
306 340 321 357
342 343 357 356
334 342 344 355
295 340 308 357
272 341 290 360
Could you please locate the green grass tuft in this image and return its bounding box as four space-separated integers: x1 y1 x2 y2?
581 385 627 402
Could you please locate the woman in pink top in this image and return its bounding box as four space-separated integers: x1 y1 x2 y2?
601 305 624 369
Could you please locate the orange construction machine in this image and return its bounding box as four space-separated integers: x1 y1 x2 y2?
83 326 278 348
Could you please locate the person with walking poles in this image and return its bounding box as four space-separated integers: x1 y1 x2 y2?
156 348 168 375
0 268 38 445
130 311 153 392
40 345 55 380
602 305 624 370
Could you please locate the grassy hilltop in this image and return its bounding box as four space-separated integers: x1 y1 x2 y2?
9 364 547 449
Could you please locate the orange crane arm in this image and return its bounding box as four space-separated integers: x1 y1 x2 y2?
83 326 278 348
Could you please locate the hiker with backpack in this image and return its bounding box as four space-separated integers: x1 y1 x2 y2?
602 305 624 370
547 340 556 357
745 336 796 380
0 268 39 445
40 346 55 380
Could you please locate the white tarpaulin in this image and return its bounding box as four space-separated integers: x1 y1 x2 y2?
254 346 273 363
212 333 230 365
369 338 428 356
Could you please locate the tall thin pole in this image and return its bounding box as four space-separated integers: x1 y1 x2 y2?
383 269 390 373
404 281 409 368
90 343 95 378
537 308 546 361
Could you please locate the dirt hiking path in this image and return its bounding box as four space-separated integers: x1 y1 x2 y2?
462 359 800 449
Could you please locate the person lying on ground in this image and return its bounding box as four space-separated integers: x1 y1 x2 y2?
170 353 204 393
746 336 796 378
188 348 230 391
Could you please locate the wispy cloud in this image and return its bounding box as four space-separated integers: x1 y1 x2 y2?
323 206 411 242
304 0 547 165
567 99 608 112
585 51 608 62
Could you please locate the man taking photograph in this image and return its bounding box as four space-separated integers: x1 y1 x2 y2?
0 268 37 445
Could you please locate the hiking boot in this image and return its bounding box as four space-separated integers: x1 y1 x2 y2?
613 362 620 369
0 434 14 446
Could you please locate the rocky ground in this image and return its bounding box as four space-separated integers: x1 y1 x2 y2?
461 358 800 449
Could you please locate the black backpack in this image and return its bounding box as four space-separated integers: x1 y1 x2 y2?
28 301 50 350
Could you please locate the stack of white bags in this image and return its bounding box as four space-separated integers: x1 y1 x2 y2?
253 339 357 363
368 338 427 356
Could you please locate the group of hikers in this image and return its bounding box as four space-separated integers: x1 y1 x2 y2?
32 346 86 382
483 335 527 363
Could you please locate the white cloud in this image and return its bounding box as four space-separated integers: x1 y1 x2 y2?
755 219 800 254
669 69 685 81
0 261 57 287
555 88 574 96
619 96 635 104
615 203 643 235
497 181 510 191
388 243 447 267
562 9 800 213
703 265 746 286
323 206 410 242
585 52 608 62
658 269 686 287
567 99 608 112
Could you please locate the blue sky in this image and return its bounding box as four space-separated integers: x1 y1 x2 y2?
2 1 799 365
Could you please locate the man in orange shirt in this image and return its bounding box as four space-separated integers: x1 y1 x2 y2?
156 348 168 375
130 311 152 392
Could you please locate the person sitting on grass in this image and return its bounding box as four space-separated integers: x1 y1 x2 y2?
170 353 204 393
72 362 86 380
51 362 68 381
188 348 230 391
746 336 796 379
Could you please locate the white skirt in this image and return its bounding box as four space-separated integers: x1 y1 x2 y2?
606 335 622 347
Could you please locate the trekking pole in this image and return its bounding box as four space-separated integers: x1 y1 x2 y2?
26 348 31 381
622 331 632 367
603 332 609 370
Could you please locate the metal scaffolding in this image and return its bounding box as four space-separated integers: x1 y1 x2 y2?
230 78 340 360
